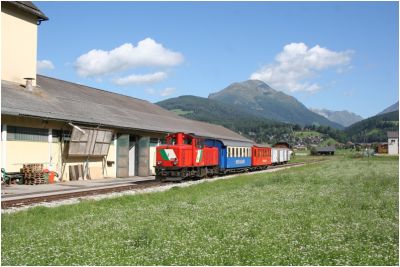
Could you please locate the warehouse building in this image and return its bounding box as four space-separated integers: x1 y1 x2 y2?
1 2 253 181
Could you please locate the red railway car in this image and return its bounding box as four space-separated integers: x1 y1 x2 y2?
251 145 272 170
155 132 219 181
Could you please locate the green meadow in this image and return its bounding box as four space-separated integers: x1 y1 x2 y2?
2 154 398 265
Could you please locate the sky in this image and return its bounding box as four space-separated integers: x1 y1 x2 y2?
35 1 399 118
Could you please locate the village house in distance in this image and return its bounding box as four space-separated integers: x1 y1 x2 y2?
387 131 399 155
1 1 253 181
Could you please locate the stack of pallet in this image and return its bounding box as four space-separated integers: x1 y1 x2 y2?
23 164 47 185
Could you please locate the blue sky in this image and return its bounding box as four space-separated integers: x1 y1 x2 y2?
35 1 398 118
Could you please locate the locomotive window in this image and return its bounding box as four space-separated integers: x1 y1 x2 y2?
184 138 192 145
196 138 204 148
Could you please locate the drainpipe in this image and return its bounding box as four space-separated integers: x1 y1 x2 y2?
48 128 52 169
1 125 7 169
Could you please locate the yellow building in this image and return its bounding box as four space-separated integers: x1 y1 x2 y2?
1 2 253 181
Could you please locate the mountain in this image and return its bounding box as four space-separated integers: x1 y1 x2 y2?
345 111 399 143
156 95 293 144
310 108 363 127
156 95 278 128
208 80 343 129
377 101 399 115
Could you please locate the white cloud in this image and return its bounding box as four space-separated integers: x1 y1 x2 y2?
250 42 353 93
113 72 167 86
37 60 54 71
160 87 176 97
75 38 184 77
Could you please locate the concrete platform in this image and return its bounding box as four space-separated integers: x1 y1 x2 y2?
1 176 155 201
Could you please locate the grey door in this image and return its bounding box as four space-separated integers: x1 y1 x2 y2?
117 134 129 177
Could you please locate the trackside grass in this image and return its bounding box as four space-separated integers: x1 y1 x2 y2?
1 155 398 265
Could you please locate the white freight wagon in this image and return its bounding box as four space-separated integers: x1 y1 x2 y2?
272 148 279 164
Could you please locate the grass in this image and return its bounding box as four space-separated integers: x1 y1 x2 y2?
2 155 398 265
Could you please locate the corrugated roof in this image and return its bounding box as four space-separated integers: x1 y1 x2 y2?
1 75 253 144
5 1 48 21
387 131 399 138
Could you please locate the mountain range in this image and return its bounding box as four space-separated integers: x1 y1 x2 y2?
310 108 363 127
208 80 343 128
156 79 399 144
156 95 292 144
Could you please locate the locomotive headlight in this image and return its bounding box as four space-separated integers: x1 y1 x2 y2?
157 161 162 165
173 158 178 165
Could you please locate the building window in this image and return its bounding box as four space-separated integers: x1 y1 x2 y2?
7 126 47 142
7 126 60 142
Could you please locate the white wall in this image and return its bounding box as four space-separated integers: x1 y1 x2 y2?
388 138 399 155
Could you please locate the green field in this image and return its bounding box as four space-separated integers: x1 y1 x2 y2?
2 155 398 265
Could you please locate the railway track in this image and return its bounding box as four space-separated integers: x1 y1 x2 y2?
1 159 326 210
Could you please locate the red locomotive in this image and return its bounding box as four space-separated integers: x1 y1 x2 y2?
252 145 272 170
155 132 219 181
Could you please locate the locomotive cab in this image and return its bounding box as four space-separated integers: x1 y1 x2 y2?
155 132 219 181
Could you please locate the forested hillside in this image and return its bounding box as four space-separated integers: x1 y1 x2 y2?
345 111 399 142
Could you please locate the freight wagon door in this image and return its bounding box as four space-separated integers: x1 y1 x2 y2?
116 134 129 177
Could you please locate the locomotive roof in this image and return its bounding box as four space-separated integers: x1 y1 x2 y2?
2 75 254 144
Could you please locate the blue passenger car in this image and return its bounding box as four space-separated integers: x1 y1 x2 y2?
205 139 252 173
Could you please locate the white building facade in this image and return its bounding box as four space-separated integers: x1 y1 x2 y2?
387 131 399 155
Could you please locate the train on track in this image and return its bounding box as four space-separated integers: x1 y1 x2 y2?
155 132 292 181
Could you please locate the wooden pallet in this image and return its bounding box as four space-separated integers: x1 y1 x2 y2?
22 164 43 173
22 164 47 185
24 178 47 185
